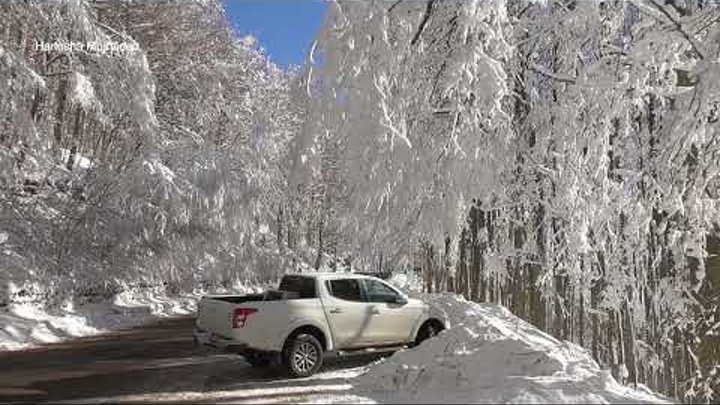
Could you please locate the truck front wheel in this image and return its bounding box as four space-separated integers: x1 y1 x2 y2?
414 319 444 346
282 333 324 378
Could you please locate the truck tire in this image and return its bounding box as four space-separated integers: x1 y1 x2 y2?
282 333 324 378
415 320 443 346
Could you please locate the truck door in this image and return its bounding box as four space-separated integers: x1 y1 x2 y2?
323 278 373 348
361 279 420 344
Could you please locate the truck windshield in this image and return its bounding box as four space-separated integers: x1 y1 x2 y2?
278 275 317 299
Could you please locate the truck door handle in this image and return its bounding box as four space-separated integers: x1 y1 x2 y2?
370 308 380 315
329 308 342 314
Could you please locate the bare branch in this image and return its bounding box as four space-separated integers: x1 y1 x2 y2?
387 0 404 14
410 0 435 46
636 0 708 60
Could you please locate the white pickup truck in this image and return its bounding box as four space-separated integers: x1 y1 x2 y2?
194 273 445 377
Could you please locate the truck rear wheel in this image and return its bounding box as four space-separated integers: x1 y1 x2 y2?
282 333 324 378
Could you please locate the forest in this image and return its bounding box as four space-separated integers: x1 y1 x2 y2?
0 0 719 402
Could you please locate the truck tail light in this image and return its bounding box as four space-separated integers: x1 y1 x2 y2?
232 308 258 328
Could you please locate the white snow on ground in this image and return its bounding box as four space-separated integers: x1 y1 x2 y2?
354 293 673 404
0 282 262 352
53 366 373 405
60 386 368 405
0 289 198 351
43 293 672 404
1 270 673 404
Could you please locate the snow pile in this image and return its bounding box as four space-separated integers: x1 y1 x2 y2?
71 72 97 109
386 271 423 294
0 288 199 351
59 148 94 170
354 294 671 404
0 278 275 352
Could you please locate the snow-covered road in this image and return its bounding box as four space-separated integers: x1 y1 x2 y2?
0 317 377 404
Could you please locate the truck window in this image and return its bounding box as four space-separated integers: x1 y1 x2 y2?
363 279 401 303
279 275 317 299
326 279 363 302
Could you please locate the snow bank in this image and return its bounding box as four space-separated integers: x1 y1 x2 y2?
0 288 199 351
0 277 272 352
355 294 671 404
386 271 423 294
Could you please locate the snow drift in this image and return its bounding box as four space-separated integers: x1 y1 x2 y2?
0 289 196 351
354 293 671 404
0 283 266 351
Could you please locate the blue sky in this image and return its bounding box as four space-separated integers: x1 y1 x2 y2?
223 0 328 68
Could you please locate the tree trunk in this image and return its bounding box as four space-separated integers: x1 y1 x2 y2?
314 218 323 270
276 205 284 253
53 77 69 146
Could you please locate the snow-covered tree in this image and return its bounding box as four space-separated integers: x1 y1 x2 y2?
291 0 513 272
0 0 301 305
293 0 720 399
